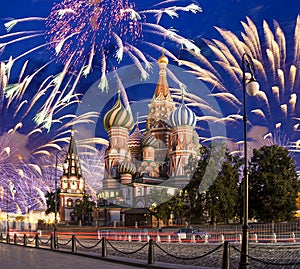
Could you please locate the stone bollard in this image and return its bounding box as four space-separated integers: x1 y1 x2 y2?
147 235 150 242
148 239 154 264
128 235 132 242
178 234 181 243
167 235 171 243
102 237 107 257
204 234 209 244
157 235 161 243
191 234 196 243
72 235 76 253
221 234 225 244
291 232 296 243
138 235 142 242
239 234 242 244
273 233 277 243
254 233 258 243
222 241 230 269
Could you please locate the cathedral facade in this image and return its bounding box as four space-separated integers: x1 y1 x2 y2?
98 54 201 211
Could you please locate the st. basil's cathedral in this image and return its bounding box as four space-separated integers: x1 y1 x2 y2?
59 53 201 226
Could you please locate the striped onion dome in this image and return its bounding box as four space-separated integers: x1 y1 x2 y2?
103 91 134 131
128 123 143 150
118 157 136 175
169 97 196 127
141 129 157 148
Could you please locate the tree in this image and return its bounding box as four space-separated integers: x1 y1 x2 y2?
45 189 60 215
183 143 241 224
206 150 242 224
182 147 211 223
73 194 95 224
147 188 173 222
248 145 300 222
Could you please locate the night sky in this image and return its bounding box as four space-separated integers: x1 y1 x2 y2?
0 0 299 213
0 0 299 153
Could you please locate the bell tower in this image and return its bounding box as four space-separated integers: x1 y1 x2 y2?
59 128 85 223
146 53 175 167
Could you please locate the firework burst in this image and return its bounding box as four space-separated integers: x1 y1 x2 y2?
0 55 102 212
180 15 300 156
1 0 202 92
79 148 106 200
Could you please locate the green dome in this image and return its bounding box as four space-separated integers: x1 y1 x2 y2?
103 92 134 131
118 157 136 175
141 129 157 148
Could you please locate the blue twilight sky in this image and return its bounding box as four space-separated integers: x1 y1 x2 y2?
0 0 299 151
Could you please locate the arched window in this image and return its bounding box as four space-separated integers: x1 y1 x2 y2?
67 198 73 207
70 211 75 221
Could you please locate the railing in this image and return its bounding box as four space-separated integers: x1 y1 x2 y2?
1 232 300 268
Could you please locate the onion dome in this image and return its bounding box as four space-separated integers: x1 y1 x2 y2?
169 96 196 127
128 123 143 150
158 53 169 65
118 157 136 175
141 129 157 148
103 91 134 131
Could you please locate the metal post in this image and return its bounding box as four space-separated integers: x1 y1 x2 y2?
50 234 54 249
35 234 39 248
23 234 27 246
14 233 17 244
240 54 249 269
148 239 154 264
102 237 107 257
239 53 259 269
6 188 9 241
72 235 76 253
222 241 230 269
54 152 59 249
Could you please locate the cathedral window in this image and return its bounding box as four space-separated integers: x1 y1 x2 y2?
67 198 73 207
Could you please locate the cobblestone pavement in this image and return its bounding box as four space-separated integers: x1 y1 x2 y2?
3 238 300 269
70 240 300 269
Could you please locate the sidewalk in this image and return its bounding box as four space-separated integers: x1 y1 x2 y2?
0 243 219 269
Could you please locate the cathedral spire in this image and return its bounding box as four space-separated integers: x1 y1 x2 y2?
59 127 85 223
153 52 172 101
63 127 82 178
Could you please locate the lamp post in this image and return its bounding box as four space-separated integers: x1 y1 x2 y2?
239 53 260 269
6 181 16 240
6 187 9 239
54 150 67 249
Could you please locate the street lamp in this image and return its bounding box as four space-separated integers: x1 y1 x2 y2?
54 150 67 249
6 187 9 240
239 53 260 269
6 180 16 241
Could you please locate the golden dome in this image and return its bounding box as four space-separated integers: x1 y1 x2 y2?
158 53 168 65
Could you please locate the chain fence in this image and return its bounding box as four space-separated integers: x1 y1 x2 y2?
1 232 300 268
